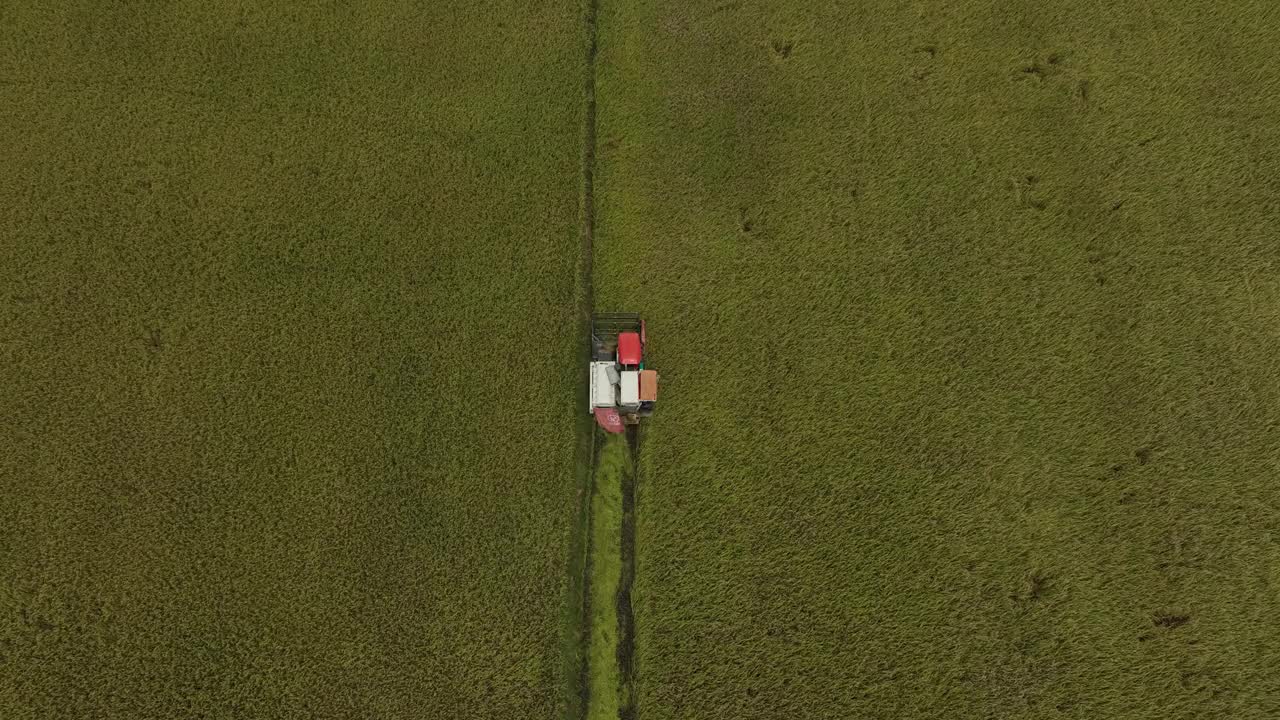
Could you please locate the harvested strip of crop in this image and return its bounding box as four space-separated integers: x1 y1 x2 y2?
585 433 630 720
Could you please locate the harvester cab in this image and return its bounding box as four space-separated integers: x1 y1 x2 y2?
589 313 657 434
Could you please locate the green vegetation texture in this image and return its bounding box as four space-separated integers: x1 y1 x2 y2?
595 1 1280 718
0 2 587 717
585 433 628 720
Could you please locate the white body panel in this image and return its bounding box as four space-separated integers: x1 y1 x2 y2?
590 361 617 410
619 370 640 409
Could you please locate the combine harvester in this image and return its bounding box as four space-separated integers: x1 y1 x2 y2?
589 313 658 433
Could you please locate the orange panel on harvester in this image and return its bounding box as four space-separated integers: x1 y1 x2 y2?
639 370 658 402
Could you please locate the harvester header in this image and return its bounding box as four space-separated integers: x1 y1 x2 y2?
589 313 657 433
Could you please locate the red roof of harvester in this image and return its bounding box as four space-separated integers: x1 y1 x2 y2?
617 332 642 366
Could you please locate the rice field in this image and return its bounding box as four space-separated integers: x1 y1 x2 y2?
0 2 587 717
5 0 1280 717
594 1 1280 717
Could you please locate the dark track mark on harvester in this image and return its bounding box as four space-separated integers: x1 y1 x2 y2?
617 426 640 720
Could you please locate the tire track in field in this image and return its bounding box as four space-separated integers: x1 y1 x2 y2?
580 0 599 281
618 427 639 720
569 0 602 716
575 0 642 716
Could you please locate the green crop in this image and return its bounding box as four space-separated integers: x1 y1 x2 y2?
584 433 629 720
595 1 1280 718
6 0 1280 717
0 2 588 717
